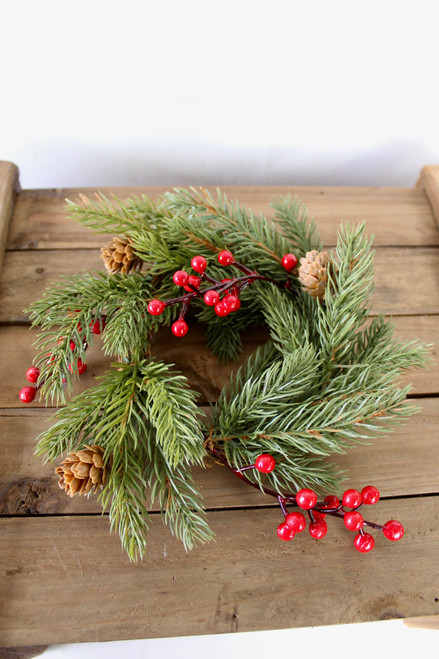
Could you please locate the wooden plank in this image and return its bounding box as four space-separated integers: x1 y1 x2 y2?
1 316 437 410
417 165 439 227
0 162 20 273
0 397 437 516
7 186 438 250
1 246 439 323
1 497 438 646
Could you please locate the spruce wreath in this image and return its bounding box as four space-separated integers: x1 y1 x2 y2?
19 187 430 559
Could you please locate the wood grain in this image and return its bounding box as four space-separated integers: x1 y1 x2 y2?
1 246 439 323
0 162 20 274
7 186 439 250
0 316 437 410
0 397 437 517
1 498 438 646
417 165 439 227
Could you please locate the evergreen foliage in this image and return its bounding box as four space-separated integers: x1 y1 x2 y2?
26 188 431 559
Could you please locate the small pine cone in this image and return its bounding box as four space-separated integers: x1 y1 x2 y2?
298 250 330 299
100 236 143 274
55 445 108 497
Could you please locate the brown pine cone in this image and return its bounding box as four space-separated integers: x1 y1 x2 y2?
55 445 108 497
100 236 143 274
298 250 330 299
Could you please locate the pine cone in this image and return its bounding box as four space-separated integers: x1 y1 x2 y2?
55 445 108 497
100 236 143 274
298 250 330 299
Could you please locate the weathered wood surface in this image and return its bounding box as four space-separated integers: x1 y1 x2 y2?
2 247 439 323
0 162 438 646
7 185 439 250
1 498 439 646
0 397 437 517
0 162 19 274
0 317 438 409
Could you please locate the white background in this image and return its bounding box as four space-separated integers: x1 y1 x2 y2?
1 1 438 657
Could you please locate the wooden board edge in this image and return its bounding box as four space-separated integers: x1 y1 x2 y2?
416 165 439 228
0 162 20 274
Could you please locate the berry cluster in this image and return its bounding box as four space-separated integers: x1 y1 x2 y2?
18 315 105 403
147 250 298 337
210 448 404 553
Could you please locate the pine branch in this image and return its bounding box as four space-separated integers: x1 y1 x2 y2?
66 193 166 236
271 195 323 255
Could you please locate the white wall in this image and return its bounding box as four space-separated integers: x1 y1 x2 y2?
1 1 438 189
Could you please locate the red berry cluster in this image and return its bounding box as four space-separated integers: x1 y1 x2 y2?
18 315 105 403
276 484 404 552
209 447 404 554
147 250 297 337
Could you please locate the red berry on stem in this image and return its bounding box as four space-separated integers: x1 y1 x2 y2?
218 250 234 266
214 301 230 317
296 489 317 510
26 367 40 383
313 511 326 522
277 522 295 542
183 275 201 292
281 253 298 272
383 520 404 541
342 489 362 508
69 359 87 375
147 299 166 316
309 521 328 539
285 512 306 532
323 495 340 510
254 454 276 473
172 320 189 337
70 340 76 351
354 533 375 553
191 255 207 273
361 485 380 505
173 270 189 287
223 295 241 312
204 290 220 306
19 386 36 403
90 318 105 334
344 511 364 531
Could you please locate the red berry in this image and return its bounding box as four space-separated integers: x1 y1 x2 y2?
69 359 87 375
254 454 276 473
342 489 362 508
383 520 404 541
361 485 380 505
173 270 189 287
285 512 306 532
70 340 76 351
19 386 36 403
344 511 364 531
313 511 326 522
309 521 327 539
218 250 234 266
183 275 201 292
26 367 40 383
90 318 105 334
214 301 230 317
281 253 298 272
354 533 375 553
221 278 232 284
147 299 166 316
277 522 295 542
204 290 220 306
296 489 317 510
191 255 207 273
323 495 340 510
172 320 189 337
223 295 241 312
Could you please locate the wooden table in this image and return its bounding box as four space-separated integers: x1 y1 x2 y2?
1 161 439 650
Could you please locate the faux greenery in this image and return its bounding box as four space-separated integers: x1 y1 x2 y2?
25 187 430 560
